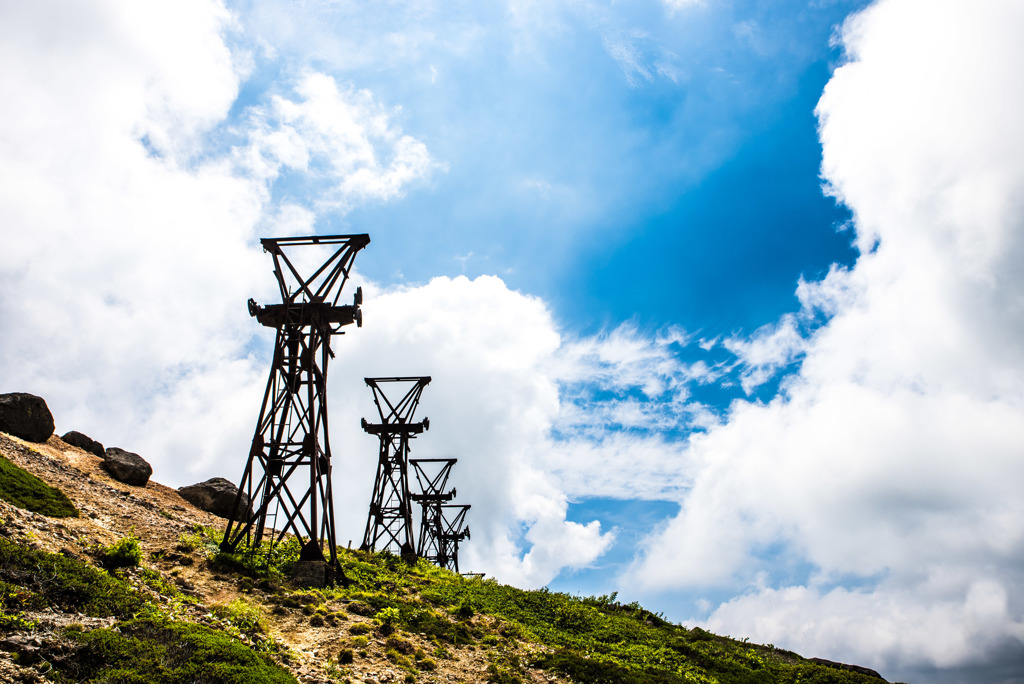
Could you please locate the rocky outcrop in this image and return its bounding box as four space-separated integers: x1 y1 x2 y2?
0 393 54 443
809 658 885 680
61 430 105 458
177 477 250 519
101 447 152 486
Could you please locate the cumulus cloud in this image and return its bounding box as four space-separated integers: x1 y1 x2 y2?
625 0 1024 679
0 1 450 487
319 274 621 585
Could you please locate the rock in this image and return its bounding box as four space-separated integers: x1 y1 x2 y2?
0 392 54 442
291 560 327 588
61 430 105 457
809 658 885 680
102 447 152 486
177 477 251 519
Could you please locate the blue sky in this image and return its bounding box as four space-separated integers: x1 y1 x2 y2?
2 2 1024 683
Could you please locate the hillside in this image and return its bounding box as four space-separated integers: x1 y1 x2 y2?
0 430 896 684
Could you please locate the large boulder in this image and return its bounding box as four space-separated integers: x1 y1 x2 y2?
61 430 105 458
102 447 152 486
0 393 54 443
178 477 250 519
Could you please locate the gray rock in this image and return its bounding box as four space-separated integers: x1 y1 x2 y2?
0 392 54 442
61 430 105 457
177 477 250 519
102 447 152 486
809 658 885 680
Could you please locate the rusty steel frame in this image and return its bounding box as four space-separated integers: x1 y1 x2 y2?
435 504 471 572
222 234 370 571
410 458 458 563
360 376 431 560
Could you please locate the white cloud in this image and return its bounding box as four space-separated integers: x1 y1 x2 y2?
238 71 445 210
625 0 1024 678
0 1 444 498
323 275 617 585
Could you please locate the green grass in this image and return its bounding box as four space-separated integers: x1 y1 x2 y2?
0 537 296 683
0 537 147 619
0 453 78 517
56 617 297 684
77 525 891 684
220 546 891 684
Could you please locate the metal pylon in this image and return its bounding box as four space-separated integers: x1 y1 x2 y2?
360 376 430 561
410 458 457 563
222 234 370 574
436 504 471 572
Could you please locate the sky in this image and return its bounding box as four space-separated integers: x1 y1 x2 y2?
1 1 1023 682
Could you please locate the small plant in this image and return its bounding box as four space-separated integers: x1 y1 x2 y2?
349 622 372 635
385 635 414 655
99 531 143 570
337 647 355 664
486 662 524 684
212 597 267 636
375 606 401 635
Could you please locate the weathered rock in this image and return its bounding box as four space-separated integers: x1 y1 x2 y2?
809 658 885 680
61 430 105 458
291 560 327 588
0 392 54 442
101 447 152 486
177 477 250 519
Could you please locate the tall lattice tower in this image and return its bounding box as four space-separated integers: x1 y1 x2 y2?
360 376 431 561
222 234 370 577
410 458 458 563
434 504 471 572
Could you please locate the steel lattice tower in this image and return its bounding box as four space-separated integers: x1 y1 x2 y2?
435 504 471 572
410 458 457 563
222 234 370 573
360 376 430 561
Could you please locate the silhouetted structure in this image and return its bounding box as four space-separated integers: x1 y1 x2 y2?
434 504 471 572
360 376 430 561
410 458 457 563
222 234 370 576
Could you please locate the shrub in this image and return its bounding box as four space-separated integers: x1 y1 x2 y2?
338 647 354 664
375 606 401 635
58 617 296 684
100 531 143 570
0 538 146 618
349 622 372 635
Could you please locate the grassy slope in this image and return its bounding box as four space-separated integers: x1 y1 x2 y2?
0 453 79 517
0 476 895 684
210 529 893 684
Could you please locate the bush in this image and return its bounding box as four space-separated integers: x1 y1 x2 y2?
58 617 296 684
100 531 143 570
376 606 401 635
0 538 147 618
